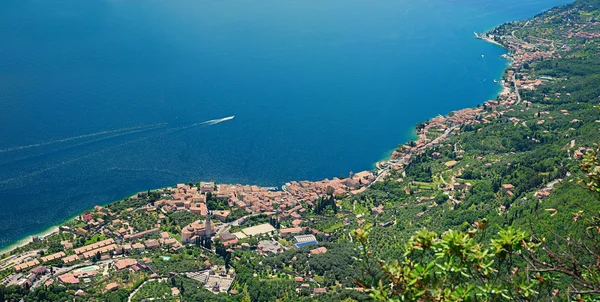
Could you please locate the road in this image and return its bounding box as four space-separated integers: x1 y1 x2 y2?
128 278 154 302
127 278 167 302
513 75 522 104
374 126 458 183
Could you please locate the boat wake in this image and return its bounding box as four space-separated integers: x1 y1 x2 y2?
200 115 235 126
0 123 167 154
0 115 234 155
0 115 236 187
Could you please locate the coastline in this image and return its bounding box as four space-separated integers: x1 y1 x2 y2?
481 34 505 47
0 33 513 259
0 226 60 257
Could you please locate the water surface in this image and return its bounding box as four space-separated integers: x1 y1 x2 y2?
0 0 572 248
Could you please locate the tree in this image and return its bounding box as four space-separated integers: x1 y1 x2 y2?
356 146 600 300
241 285 251 302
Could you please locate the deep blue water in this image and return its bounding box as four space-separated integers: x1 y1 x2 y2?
0 0 571 248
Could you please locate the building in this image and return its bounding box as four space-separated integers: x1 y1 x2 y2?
144 239 160 249
132 242 145 252
123 228 159 241
62 255 81 264
219 232 238 246
181 212 215 243
30 266 47 276
73 238 115 255
200 182 215 193
280 227 303 235
58 273 79 284
310 247 327 255
190 203 208 216
41 252 65 263
14 260 40 272
114 258 137 270
106 283 119 291
214 210 231 222
294 234 318 248
257 240 285 255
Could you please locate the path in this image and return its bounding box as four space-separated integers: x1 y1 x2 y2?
128 278 167 302
374 126 458 183
513 74 522 104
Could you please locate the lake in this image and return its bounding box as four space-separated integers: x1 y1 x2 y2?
0 0 571 248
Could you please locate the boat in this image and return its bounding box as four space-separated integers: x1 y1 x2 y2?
473 32 481 39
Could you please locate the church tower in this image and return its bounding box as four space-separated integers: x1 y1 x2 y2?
205 211 213 238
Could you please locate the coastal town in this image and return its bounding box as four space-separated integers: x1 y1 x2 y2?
2 0 600 301
0 169 377 300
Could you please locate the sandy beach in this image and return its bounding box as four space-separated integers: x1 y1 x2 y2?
0 226 60 257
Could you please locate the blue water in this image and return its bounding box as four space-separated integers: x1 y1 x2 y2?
0 0 571 248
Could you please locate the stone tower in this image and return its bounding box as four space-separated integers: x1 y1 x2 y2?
205 211 212 238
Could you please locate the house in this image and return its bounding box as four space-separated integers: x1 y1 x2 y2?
342 178 360 189
171 287 181 296
313 288 327 294
114 258 137 270
41 252 66 263
106 283 119 291
30 266 47 276
61 241 73 250
295 277 303 282
144 239 160 249
82 214 93 222
280 227 303 235
214 210 231 222
62 255 81 264
219 232 238 246
123 228 159 241
132 242 145 252
200 182 215 193
58 273 79 284
536 190 551 199
502 184 515 191
310 247 327 255
14 260 40 272
190 203 208 216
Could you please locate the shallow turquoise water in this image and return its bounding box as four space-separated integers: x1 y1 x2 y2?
0 0 571 248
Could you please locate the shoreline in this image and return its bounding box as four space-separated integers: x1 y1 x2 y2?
0 226 60 257
0 32 513 259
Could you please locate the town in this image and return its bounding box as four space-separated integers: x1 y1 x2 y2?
0 170 377 300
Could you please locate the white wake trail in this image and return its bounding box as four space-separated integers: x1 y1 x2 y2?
0 123 168 154
200 115 235 126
